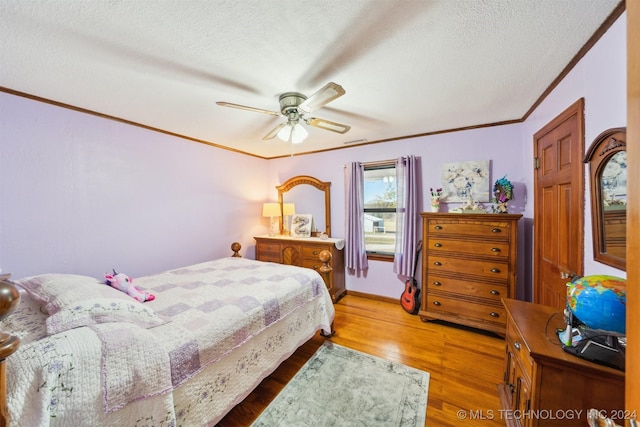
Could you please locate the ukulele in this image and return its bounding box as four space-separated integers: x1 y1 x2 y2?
400 240 423 314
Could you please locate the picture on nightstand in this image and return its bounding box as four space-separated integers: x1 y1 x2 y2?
291 214 312 238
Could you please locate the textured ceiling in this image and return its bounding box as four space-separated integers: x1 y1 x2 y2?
0 0 622 159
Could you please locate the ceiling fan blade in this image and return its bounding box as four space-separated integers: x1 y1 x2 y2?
306 117 351 134
263 122 287 140
298 82 345 115
216 101 281 116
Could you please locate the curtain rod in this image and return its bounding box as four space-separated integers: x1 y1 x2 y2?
363 159 398 167
344 158 402 168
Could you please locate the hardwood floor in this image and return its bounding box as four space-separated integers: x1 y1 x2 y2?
218 294 506 426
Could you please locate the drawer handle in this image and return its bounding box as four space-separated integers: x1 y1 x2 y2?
491 228 502 233
433 301 441 306
490 289 500 295
491 247 501 252
433 261 442 266
433 281 442 286
490 268 501 273
490 312 500 318
434 243 443 247
514 341 521 350
434 225 443 230
313 250 319 255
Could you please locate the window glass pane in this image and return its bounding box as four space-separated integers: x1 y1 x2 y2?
363 166 396 255
364 168 396 209
364 212 396 254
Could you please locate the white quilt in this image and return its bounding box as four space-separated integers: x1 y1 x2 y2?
3 257 335 426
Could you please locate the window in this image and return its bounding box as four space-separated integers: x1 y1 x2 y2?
363 162 397 257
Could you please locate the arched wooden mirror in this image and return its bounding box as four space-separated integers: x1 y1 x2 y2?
277 175 331 237
584 127 627 270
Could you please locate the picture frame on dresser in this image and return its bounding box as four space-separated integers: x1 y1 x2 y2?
291 214 312 238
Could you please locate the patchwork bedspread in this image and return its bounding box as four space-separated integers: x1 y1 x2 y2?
3 257 335 426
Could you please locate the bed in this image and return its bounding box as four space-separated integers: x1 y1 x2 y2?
0 243 335 426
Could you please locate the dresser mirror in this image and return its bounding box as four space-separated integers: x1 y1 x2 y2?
584 127 627 271
277 175 331 237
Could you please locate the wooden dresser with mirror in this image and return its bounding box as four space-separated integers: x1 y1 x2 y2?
255 175 345 303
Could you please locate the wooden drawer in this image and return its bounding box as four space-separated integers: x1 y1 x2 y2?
427 219 513 238
301 258 324 272
426 293 506 324
426 274 507 302
427 237 510 259
506 319 533 380
302 245 330 272
426 255 509 281
302 245 326 260
257 242 282 263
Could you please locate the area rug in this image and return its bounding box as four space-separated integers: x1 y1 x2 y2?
251 341 430 426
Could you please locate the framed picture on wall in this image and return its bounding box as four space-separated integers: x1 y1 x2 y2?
441 160 491 202
291 214 313 238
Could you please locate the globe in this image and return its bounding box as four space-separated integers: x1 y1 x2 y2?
567 275 626 335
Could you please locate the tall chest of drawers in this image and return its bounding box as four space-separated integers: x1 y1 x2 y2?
254 235 346 303
419 213 522 335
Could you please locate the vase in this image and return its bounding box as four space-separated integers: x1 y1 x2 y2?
430 204 439 212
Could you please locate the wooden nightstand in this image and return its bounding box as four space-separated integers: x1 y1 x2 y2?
498 298 625 427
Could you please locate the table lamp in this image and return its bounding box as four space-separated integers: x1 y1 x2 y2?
262 203 281 236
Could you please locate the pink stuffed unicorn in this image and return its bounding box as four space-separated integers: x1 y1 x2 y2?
104 269 155 302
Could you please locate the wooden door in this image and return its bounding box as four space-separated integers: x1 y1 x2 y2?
533 99 584 308
627 0 639 421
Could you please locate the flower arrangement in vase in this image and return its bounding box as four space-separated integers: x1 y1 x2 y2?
430 187 443 212
492 176 513 213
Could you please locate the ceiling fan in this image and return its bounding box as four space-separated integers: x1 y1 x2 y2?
216 82 351 144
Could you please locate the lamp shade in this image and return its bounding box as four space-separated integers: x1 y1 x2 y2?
262 203 281 217
277 123 308 144
283 203 296 216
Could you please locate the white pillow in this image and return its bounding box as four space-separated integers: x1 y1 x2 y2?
16 273 166 334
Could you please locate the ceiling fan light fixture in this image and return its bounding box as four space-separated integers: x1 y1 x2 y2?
292 123 308 144
277 122 308 144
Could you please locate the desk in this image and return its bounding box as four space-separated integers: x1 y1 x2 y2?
498 298 625 426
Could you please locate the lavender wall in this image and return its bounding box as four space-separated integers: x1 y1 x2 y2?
266 11 627 300
267 120 529 299
0 12 626 299
521 11 627 280
0 93 270 279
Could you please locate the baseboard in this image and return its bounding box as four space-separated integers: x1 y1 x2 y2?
345 290 399 305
